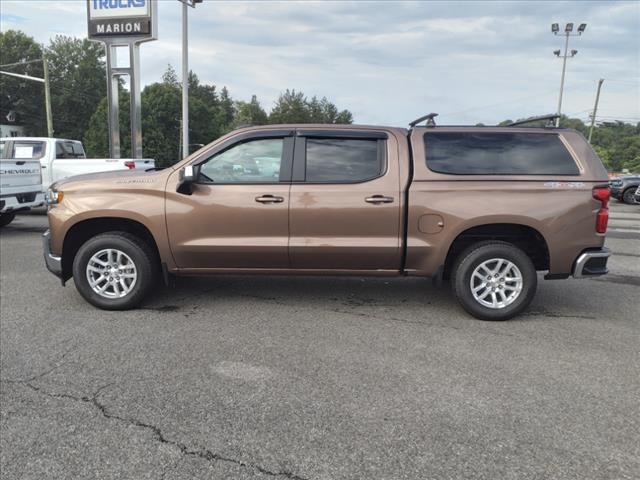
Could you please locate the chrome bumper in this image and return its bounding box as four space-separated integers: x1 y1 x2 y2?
572 247 611 278
43 230 64 283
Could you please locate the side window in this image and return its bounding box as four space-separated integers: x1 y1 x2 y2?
56 142 66 159
0 141 5 158
424 132 580 175
12 141 46 160
56 141 84 159
198 138 284 183
305 138 383 182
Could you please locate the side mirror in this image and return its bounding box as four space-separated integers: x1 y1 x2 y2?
177 165 196 194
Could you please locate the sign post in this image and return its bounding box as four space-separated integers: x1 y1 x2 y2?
87 0 157 159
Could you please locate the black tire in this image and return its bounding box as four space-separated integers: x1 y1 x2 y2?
622 187 637 205
0 212 16 227
72 232 158 310
452 241 537 321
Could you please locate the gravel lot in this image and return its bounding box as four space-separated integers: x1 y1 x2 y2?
1 203 639 479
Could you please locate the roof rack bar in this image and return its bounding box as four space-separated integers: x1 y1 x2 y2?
506 114 560 127
409 113 438 128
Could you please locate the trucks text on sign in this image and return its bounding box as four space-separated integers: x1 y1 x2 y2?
89 0 149 18
87 0 153 38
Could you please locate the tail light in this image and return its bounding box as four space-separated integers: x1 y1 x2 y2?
124 161 135 169
592 186 610 234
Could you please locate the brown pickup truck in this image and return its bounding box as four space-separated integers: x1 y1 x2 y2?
43 115 611 320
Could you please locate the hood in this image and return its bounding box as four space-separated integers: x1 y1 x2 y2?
52 168 167 191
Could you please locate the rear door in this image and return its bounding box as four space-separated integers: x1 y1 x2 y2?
289 130 402 271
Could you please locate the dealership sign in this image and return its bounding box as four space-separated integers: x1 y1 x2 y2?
87 0 156 39
86 0 157 160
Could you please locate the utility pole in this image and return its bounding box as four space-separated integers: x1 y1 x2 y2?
552 22 587 127
182 0 189 159
588 78 604 143
42 55 54 138
178 0 202 158
0 64 53 137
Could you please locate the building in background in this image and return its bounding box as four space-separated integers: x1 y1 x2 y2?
0 109 25 137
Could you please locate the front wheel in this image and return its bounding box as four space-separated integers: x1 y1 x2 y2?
452 241 537 321
72 232 158 310
0 212 16 227
622 188 637 205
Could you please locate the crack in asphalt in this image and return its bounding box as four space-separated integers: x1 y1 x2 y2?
1 343 77 385
1 375 307 480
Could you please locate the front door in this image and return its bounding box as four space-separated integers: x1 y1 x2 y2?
166 132 294 269
289 130 402 271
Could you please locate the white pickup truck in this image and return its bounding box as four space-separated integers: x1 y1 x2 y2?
0 137 155 194
0 155 44 226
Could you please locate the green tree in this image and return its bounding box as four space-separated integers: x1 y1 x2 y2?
218 86 235 131
269 89 309 124
141 75 182 166
188 71 226 145
0 30 45 135
46 35 106 141
83 87 131 158
162 64 179 86
268 89 353 124
233 95 268 128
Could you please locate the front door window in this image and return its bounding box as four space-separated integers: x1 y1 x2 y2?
198 138 284 183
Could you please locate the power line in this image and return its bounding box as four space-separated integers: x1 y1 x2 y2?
440 89 560 119
0 59 43 69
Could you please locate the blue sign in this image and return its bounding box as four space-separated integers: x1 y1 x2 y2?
93 0 146 9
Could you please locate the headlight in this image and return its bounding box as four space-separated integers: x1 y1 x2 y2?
45 189 64 205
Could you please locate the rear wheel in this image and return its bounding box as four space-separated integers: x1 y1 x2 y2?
0 212 16 227
622 187 637 204
72 232 158 310
452 241 537 321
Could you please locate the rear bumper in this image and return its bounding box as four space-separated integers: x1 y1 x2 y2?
43 230 64 283
572 247 611 278
0 192 45 213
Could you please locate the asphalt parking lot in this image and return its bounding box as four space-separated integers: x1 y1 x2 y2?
1 203 639 480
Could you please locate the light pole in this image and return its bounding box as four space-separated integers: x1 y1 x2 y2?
178 0 203 159
588 78 604 143
552 22 586 127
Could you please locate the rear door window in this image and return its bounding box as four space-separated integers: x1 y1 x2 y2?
424 132 579 175
56 141 85 159
305 138 384 182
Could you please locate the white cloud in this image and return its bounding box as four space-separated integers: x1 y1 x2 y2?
1 0 638 126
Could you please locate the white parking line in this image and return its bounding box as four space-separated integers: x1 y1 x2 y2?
609 228 640 233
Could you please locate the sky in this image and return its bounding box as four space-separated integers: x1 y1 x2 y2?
1 0 639 127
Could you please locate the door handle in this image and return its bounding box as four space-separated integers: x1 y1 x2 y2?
365 195 394 204
255 195 284 204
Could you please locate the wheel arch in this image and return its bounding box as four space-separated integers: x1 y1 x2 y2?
61 217 161 281
443 222 550 280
